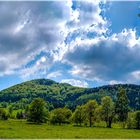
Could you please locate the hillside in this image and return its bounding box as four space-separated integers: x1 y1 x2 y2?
0 79 140 110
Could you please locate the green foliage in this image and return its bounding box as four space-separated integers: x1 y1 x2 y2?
8 105 13 115
101 96 114 128
127 112 137 129
72 105 86 126
50 108 72 125
0 78 140 138
27 98 49 123
16 111 24 119
0 108 8 120
85 100 98 127
115 87 129 124
0 79 139 111
94 105 102 123
135 96 140 110
127 111 140 129
135 111 140 129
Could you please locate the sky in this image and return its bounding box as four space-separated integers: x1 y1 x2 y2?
1 0 140 90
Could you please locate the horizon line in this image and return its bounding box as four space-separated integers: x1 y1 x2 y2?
1 78 140 91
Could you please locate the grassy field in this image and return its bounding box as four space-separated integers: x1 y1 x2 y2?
0 120 140 139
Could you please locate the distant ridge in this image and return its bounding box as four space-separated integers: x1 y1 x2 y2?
0 79 140 110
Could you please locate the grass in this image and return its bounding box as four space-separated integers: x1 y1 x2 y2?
0 119 140 139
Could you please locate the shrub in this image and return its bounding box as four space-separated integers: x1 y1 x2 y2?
50 107 72 125
0 108 8 120
127 112 136 129
135 111 140 129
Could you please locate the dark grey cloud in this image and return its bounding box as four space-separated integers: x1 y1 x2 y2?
0 0 106 78
0 1 71 75
64 32 140 82
0 61 8 73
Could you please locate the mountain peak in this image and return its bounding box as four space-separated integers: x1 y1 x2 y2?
29 78 57 86
0 79 140 110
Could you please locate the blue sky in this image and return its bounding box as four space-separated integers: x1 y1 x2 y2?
1 0 140 90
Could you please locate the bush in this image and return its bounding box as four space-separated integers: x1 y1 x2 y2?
127 112 136 129
135 111 140 129
0 108 8 120
16 111 24 119
50 107 72 125
127 111 140 129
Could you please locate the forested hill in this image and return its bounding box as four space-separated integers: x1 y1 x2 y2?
0 79 140 110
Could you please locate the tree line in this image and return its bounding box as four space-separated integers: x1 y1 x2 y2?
0 87 140 129
0 79 140 111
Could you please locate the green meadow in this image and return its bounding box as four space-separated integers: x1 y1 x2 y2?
0 120 140 139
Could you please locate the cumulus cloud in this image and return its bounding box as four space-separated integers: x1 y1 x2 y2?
47 71 62 79
61 79 89 87
0 1 72 76
52 0 108 62
64 29 140 83
2 1 140 87
109 80 123 85
67 0 107 32
20 56 49 80
0 1 109 81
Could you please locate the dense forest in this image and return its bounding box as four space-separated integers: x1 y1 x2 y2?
0 79 140 111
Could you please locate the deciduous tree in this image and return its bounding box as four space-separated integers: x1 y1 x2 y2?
115 87 129 127
72 105 86 126
85 100 98 127
28 98 49 123
101 96 114 128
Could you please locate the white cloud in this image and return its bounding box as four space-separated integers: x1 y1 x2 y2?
61 79 89 87
36 57 46 66
0 0 107 79
130 70 140 81
47 71 62 79
52 0 108 62
109 80 122 85
63 28 140 83
0 1 72 76
2 1 140 86
20 56 49 80
67 0 107 31
110 29 140 48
